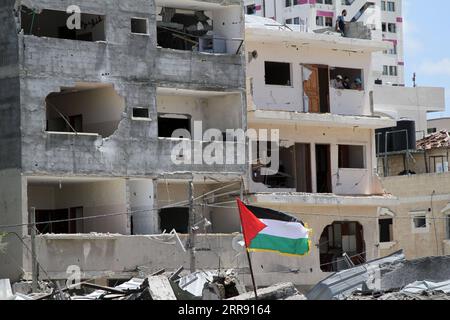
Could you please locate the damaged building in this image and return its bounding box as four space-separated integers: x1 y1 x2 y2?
243 15 399 286
0 0 247 284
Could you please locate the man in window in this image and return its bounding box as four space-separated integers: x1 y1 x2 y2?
336 10 347 36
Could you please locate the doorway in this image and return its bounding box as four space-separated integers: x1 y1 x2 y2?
315 144 332 193
303 65 330 113
295 143 312 193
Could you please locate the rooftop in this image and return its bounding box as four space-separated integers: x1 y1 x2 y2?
245 15 390 53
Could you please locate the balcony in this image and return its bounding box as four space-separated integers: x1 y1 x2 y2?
154 48 244 90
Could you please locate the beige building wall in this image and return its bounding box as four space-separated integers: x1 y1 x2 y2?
244 201 381 286
380 173 450 259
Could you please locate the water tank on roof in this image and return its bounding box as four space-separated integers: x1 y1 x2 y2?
376 120 416 154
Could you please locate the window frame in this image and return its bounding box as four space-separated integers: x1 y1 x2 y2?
131 17 150 35
410 211 430 234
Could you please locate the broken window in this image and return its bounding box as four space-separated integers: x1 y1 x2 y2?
158 114 191 138
46 83 125 137
20 6 106 42
338 145 365 169
330 67 364 90
131 18 149 34
319 221 365 272
35 207 83 234
252 142 312 193
159 207 189 234
157 8 214 52
265 62 291 86
379 218 393 243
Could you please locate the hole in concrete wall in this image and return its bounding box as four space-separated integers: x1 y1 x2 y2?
330 67 364 90
45 83 125 137
20 6 106 41
159 207 189 234
338 145 365 169
319 221 366 272
158 113 191 138
131 18 148 34
157 7 213 51
132 107 150 119
265 61 291 86
379 218 393 243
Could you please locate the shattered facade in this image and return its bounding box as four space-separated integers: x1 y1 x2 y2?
0 0 247 283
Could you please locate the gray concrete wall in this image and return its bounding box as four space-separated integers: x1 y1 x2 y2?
0 1 21 170
0 169 27 281
12 0 245 178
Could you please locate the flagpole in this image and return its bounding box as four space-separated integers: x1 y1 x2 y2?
240 180 258 300
246 247 259 300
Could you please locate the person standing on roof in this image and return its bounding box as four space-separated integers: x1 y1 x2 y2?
336 10 347 36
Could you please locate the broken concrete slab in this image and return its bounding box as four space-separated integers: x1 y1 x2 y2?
306 250 406 300
147 275 177 300
227 283 299 301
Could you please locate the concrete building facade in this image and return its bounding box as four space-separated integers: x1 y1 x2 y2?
0 0 248 282
243 16 398 286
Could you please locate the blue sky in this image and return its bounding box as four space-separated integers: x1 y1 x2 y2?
403 0 450 118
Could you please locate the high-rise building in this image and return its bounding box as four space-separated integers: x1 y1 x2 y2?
244 0 405 86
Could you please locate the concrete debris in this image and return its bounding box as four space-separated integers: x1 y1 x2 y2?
401 280 450 294
306 250 406 300
147 276 177 300
227 283 303 301
307 251 450 300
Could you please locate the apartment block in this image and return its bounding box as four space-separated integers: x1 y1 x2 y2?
0 0 247 282
243 15 400 286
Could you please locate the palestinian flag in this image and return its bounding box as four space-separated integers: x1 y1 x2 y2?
237 199 310 257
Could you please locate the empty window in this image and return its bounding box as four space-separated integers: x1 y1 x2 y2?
286 18 292 24
330 67 364 90
246 4 256 15
158 114 191 138
411 212 429 233
131 18 148 34
339 145 365 169
413 216 427 229
159 207 189 233
383 65 389 75
21 6 106 42
265 62 291 86
132 108 150 119
379 218 393 243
